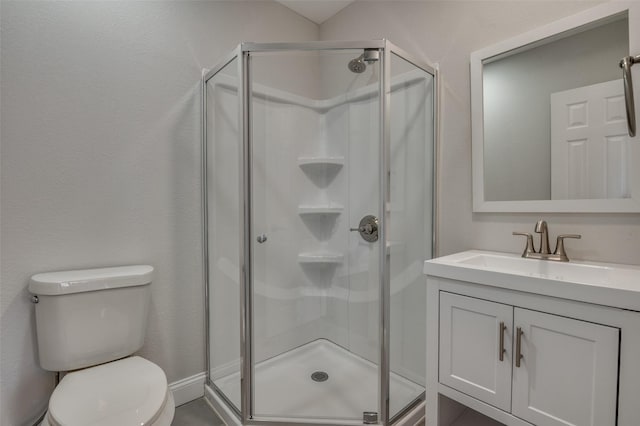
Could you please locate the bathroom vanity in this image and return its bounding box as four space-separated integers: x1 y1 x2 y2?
424 250 640 426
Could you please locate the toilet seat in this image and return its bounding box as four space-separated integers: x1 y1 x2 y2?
46 356 172 426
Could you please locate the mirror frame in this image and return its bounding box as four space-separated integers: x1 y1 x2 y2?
471 2 640 213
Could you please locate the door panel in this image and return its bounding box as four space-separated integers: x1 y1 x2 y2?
439 292 513 411
512 308 619 426
551 79 629 199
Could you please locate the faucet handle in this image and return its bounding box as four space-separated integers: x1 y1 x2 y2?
553 234 582 261
513 232 536 257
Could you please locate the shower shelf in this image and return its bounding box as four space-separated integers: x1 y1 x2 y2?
297 252 344 265
297 156 344 171
298 204 344 215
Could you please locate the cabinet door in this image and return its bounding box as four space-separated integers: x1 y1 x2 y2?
439 292 513 411
512 308 619 426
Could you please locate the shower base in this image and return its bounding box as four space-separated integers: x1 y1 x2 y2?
210 339 424 423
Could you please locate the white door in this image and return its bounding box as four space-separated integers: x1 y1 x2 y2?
551 79 629 199
439 292 513 411
511 308 619 426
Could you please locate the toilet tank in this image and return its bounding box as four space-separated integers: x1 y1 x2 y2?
29 265 154 372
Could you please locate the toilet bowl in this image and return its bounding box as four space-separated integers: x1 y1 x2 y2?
29 265 174 426
40 357 174 426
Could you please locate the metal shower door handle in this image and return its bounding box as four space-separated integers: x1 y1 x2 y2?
620 54 640 137
350 215 379 242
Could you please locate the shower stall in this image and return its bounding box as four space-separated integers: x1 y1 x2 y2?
203 40 437 425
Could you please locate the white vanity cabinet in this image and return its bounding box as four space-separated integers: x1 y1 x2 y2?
425 251 640 426
439 292 619 426
439 293 513 412
511 308 619 426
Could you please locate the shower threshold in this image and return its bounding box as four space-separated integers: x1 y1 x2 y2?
212 339 425 422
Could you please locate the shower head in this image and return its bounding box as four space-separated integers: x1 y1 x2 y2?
347 49 380 74
348 54 367 73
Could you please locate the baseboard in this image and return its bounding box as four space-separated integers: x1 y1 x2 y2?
169 372 206 407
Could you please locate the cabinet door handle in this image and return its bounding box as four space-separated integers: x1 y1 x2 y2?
499 321 507 361
515 326 524 368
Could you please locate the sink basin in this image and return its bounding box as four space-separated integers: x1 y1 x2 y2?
458 252 615 284
424 250 640 310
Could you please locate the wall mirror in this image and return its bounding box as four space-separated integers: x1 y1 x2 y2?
471 3 640 212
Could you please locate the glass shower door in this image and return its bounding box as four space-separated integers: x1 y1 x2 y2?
248 48 382 423
388 51 434 420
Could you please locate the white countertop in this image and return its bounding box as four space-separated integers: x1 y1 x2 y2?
424 250 640 311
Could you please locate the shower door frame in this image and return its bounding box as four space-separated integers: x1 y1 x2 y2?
203 40 439 426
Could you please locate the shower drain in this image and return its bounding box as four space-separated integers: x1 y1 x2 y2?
311 371 329 382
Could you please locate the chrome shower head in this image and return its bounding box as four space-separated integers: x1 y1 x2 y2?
347 49 380 74
348 54 366 73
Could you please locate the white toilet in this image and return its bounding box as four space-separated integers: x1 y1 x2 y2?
29 265 175 426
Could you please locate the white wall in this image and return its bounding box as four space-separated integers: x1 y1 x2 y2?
321 0 640 267
0 2 318 424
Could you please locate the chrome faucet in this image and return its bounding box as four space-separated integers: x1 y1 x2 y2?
513 220 581 262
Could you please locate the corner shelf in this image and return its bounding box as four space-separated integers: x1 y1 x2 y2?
297 252 344 265
297 156 344 171
298 204 344 216
297 154 345 275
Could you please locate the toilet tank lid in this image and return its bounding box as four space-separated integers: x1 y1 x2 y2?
29 265 154 296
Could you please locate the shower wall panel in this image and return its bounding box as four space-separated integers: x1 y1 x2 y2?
248 70 432 374
344 95 382 364
250 84 357 365
252 95 329 363
296 102 350 350
208 65 431 377
317 72 433 376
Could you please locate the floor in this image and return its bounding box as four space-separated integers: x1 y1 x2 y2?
213 339 425 422
173 398 225 426
450 409 504 426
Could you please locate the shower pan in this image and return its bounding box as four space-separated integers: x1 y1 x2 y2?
202 40 437 426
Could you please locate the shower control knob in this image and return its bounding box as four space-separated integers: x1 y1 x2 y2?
256 234 267 244
350 215 379 243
